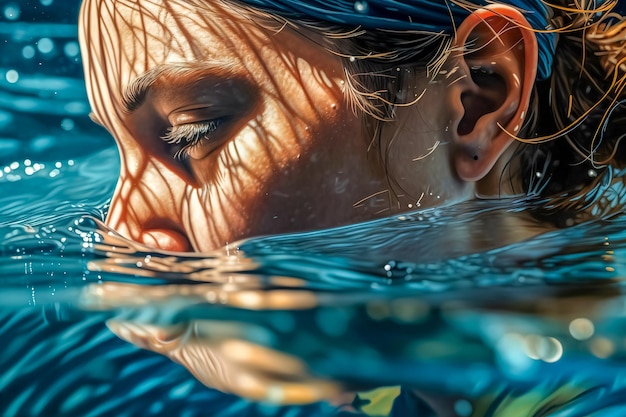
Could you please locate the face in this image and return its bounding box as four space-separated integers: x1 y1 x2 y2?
79 0 472 252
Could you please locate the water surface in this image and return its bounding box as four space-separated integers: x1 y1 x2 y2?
2 2 626 416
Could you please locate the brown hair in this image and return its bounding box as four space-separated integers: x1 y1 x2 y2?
518 5 626 225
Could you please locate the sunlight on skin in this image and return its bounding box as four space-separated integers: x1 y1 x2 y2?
78 0 545 407
79 0 475 253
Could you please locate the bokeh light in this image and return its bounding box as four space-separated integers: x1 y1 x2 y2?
3 3 21 21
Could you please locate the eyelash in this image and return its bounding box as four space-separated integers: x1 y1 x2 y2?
161 119 223 159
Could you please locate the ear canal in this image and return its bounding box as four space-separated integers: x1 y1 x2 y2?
457 66 507 137
451 5 538 182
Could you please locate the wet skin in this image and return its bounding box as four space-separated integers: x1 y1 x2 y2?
79 0 547 405
80 0 479 252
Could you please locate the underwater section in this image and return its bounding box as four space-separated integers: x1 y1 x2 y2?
1 1 626 416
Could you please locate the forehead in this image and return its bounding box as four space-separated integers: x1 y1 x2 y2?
80 0 273 127
105 1 253 76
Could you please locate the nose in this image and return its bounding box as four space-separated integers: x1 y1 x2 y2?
105 180 194 253
139 228 193 252
104 132 201 252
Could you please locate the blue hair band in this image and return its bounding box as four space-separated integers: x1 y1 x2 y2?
239 0 572 80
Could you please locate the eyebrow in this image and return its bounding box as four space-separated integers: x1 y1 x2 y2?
122 62 243 113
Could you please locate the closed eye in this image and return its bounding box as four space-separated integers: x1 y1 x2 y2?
161 119 225 159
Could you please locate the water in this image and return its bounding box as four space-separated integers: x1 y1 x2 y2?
2 2 626 416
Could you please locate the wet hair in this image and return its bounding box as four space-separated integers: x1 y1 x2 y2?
235 0 626 224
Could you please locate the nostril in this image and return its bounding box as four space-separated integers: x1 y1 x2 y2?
141 229 193 252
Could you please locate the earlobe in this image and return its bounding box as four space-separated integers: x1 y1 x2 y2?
450 5 538 182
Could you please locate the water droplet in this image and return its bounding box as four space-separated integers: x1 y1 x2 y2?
22 45 35 59
521 334 562 363
37 38 54 54
64 41 80 58
61 118 75 131
590 337 614 358
5 69 19 84
454 399 473 417
3 3 21 21
569 318 595 341
353 1 370 14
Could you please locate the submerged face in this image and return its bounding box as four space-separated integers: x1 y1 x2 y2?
79 0 471 252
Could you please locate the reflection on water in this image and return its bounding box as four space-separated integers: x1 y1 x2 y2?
2 1 626 416
2 194 626 415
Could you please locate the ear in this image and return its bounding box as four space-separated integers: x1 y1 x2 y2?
449 5 538 182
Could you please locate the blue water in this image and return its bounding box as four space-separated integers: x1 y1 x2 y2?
2 1 626 416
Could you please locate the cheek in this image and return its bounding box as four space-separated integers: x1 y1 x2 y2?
380 90 456 196
245 97 340 172
270 56 344 134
